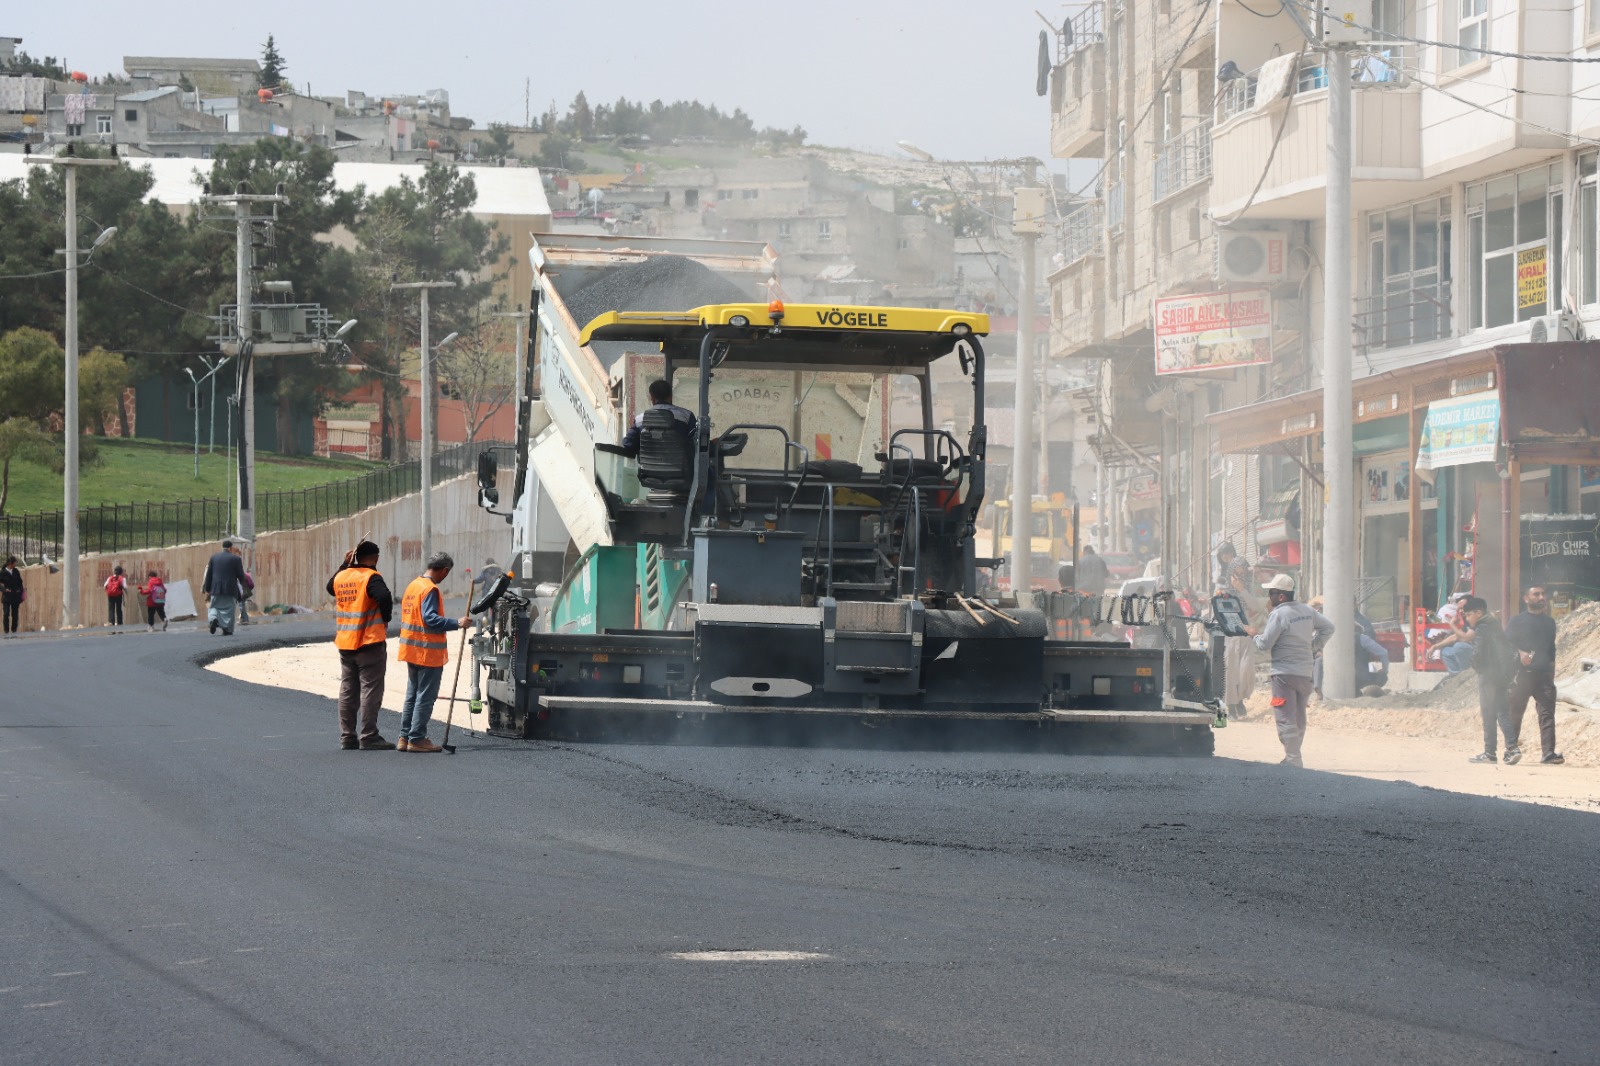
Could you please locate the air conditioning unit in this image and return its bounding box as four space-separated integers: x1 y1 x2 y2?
1526 313 1583 343
1215 227 1292 284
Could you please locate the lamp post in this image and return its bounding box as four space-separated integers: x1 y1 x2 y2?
184 356 232 478
26 152 119 629
393 280 457 566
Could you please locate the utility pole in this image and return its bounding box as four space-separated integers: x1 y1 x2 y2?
1321 32 1358 698
200 184 287 545
27 151 119 629
393 281 456 564
1011 170 1045 600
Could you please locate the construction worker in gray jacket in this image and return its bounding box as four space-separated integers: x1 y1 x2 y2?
1248 573 1335 767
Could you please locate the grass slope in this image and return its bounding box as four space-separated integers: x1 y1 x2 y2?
2 438 382 516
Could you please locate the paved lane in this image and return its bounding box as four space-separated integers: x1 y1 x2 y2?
2 624 1596 1065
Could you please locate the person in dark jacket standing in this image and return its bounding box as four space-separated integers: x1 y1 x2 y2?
1459 597 1520 764
202 540 248 635
1505 585 1563 765
0 556 23 637
327 540 396 750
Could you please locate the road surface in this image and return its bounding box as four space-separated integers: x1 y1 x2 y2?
3 621 1596 1065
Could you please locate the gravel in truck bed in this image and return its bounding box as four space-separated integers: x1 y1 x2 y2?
567 255 753 369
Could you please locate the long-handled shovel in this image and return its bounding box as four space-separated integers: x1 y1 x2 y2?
439 626 471 754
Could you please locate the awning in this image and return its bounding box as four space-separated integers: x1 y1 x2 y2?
1497 342 1600 463
1207 349 1498 454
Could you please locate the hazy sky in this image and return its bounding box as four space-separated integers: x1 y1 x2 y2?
13 2 1063 165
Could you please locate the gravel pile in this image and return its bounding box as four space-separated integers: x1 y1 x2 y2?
567 256 752 369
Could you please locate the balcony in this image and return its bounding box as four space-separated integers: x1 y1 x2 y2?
1152 121 1212 203
1354 279 1453 359
1055 201 1103 267
1210 50 1422 219
1048 258 1106 357
1049 3 1107 159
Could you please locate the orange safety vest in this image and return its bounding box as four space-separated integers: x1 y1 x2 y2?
333 567 387 651
397 576 449 668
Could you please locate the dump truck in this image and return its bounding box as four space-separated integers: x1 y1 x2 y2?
467 234 1223 752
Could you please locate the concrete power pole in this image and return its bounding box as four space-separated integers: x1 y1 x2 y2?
1321 39 1357 698
27 151 119 629
393 281 456 565
200 185 288 546
1012 172 1045 600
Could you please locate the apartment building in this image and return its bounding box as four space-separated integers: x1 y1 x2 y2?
1051 0 1600 635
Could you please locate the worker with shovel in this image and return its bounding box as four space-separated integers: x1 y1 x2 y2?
396 552 473 753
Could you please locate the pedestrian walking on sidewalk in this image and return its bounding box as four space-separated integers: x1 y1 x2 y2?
104 565 127 627
0 556 23 637
1459 597 1519 763
1248 573 1334 767
328 540 395 750
137 571 168 631
395 552 473 753
202 540 247 635
1505 585 1564 765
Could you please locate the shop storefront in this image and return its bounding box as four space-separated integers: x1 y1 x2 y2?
1212 341 1600 664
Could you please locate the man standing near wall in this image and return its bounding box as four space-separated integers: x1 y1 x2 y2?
1506 585 1564 765
1216 541 1265 720
327 540 395 751
396 552 473 753
1249 573 1335 768
202 540 247 636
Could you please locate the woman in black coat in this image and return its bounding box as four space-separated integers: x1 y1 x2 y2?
0 555 24 636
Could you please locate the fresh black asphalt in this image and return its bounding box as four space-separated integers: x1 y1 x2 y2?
2 620 1596 1065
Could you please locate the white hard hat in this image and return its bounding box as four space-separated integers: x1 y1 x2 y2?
1262 573 1296 593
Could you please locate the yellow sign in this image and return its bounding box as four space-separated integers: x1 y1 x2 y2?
1517 246 1548 310
591 653 610 663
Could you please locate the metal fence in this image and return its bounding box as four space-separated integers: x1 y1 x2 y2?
1152 121 1213 203
0 440 510 562
1057 201 1104 266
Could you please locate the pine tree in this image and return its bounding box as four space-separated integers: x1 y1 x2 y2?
259 35 287 89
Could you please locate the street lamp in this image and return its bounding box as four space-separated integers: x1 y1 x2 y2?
184 356 232 478
392 280 457 566
25 151 120 629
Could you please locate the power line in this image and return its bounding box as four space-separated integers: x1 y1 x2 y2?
1393 61 1600 146
1285 0 1600 63
90 262 217 323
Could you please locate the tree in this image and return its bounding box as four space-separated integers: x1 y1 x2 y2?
259 35 288 89
485 123 515 161
0 418 54 517
533 131 585 173
350 164 510 459
0 328 63 517
435 317 515 444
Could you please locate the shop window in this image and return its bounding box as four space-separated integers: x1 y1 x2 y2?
1464 163 1562 330
1442 0 1488 71
1358 195 1451 352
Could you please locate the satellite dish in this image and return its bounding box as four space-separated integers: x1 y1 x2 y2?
1036 30 1051 97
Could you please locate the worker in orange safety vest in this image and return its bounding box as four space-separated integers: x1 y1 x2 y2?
395 551 473 753
327 539 395 750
